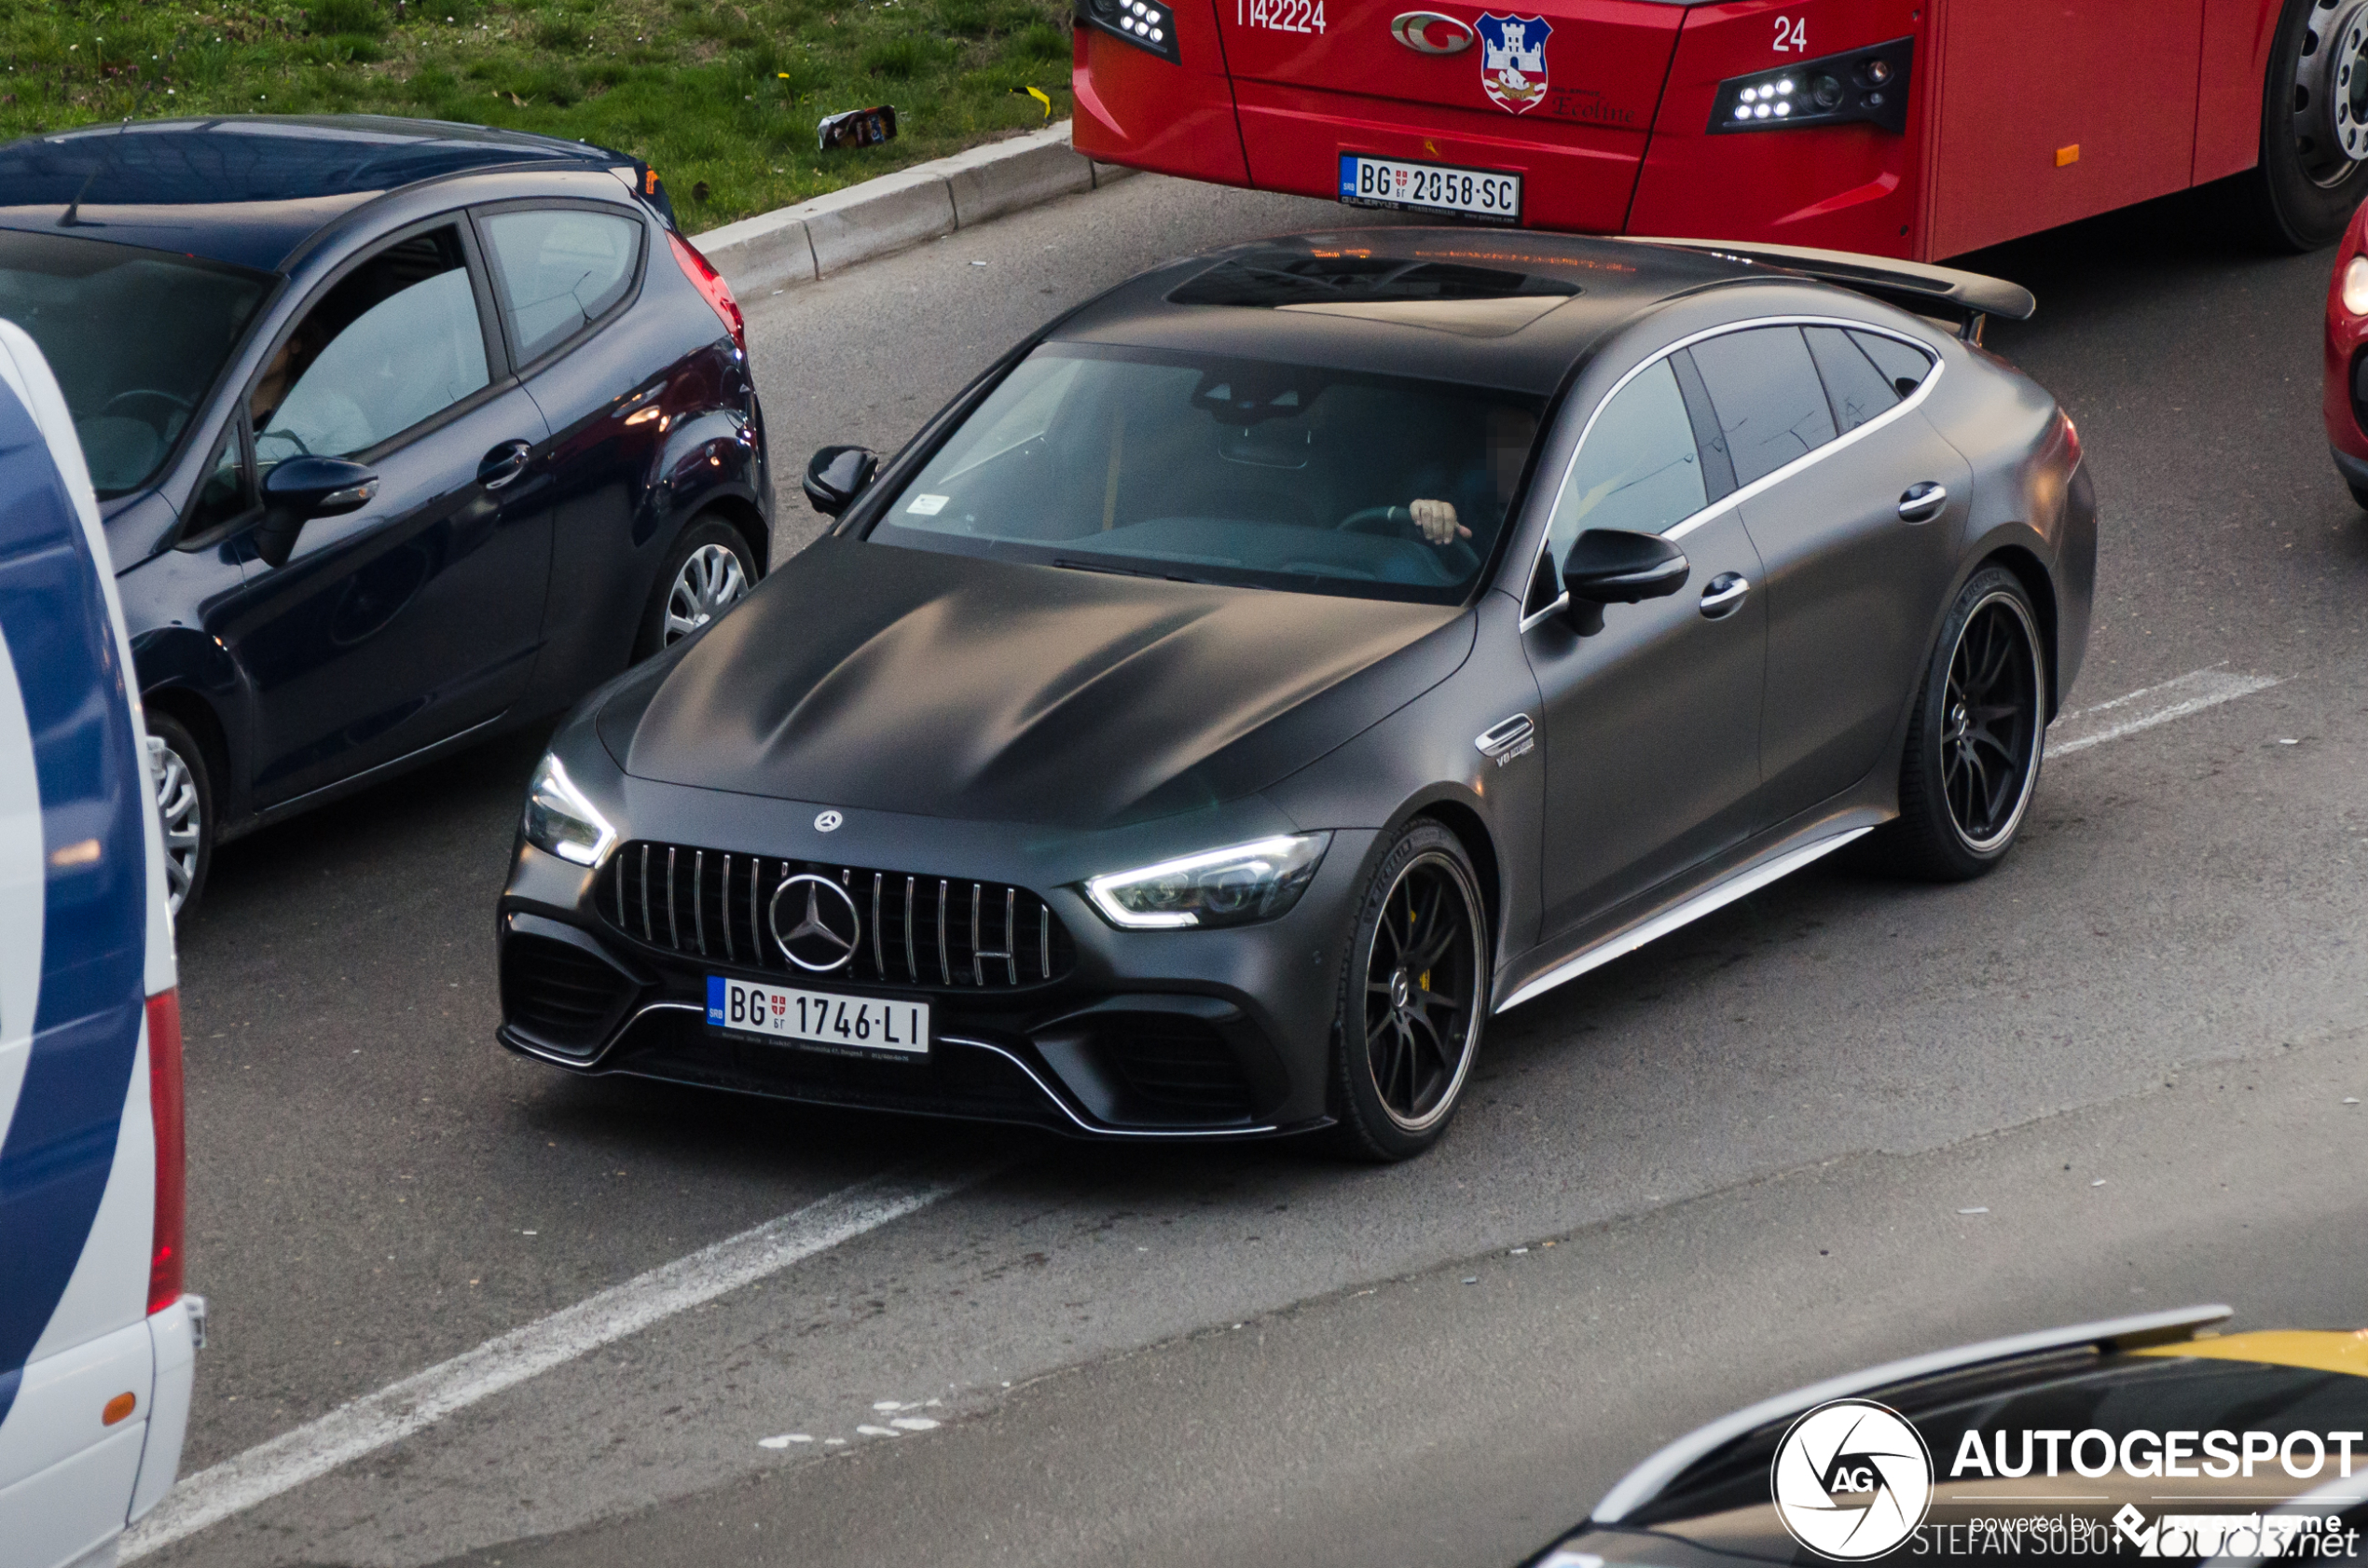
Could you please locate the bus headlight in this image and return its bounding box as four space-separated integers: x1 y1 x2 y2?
1075 0 1181 63
1711 37 1915 136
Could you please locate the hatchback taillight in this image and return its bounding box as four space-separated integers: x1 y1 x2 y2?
147 987 185 1315
668 231 747 354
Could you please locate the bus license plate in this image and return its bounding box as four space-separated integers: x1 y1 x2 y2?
708 975 929 1056
1340 154 1521 223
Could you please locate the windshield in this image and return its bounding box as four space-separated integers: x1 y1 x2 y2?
0 229 270 499
869 345 1542 603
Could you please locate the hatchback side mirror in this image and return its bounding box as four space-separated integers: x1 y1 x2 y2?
254 458 379 568
1561 529 1689 636
803 444 879 517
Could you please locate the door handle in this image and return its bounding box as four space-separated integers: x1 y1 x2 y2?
1699 572 1750 619
477 440 532 491
1897 481 1948 523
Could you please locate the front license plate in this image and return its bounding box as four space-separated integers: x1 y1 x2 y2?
1339 154 1521 223
708 976 929 1056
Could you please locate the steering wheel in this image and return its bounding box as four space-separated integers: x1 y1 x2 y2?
99 388 195 421
1335 505 1478 578
1337 504 1414 536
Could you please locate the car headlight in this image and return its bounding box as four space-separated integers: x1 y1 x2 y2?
1084 832 1331 929
2344 255 2368 317
522 753 617 867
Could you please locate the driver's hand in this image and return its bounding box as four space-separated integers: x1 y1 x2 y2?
1410 498 1470 546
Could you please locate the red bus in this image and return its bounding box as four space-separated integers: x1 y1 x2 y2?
1071 0 2367 258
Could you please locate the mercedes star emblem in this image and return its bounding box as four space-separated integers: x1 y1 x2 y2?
768 873 862 971
814 809 844 832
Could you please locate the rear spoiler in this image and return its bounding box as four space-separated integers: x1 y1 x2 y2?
1627 236 2036 344
1588 1303 2232 1526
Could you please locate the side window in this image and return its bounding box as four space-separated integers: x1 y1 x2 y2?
182 421 254 539
1850 329 1935 399
251 226 489 470
1804 325 1901 433
480 208 641 364
1545 358 1708 560
1690 326 1838 487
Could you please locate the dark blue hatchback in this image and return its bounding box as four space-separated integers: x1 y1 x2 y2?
0 115 774 915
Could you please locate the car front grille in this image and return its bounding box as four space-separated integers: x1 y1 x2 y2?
599 840 1075 990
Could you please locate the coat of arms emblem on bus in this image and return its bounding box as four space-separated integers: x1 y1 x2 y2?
1475 13 1550 114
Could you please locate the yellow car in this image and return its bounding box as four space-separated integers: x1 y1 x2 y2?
1529 1306 2368 1566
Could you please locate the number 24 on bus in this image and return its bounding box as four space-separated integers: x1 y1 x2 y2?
1072 0 2367 257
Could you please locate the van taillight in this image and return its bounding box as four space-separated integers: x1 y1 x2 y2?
147 988 185 1316
668 231 747 355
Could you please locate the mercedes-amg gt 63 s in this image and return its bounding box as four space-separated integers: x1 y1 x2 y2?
496 229 2094 1161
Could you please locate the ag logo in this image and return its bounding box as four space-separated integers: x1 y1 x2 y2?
1770 1399 1934 1561
768 873 862 972
1476 12 1549 114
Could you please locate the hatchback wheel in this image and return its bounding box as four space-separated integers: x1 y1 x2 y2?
1329 820 1489 1162
637 516 757 658
145 711 213 920
1881 566 2047 881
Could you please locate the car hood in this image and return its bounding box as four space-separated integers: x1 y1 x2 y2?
611 537 1473 829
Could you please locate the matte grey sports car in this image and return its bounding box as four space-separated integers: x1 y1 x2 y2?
494 229 2094 1161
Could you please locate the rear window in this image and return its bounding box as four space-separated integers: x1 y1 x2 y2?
868 344 1542 604
481 208 642 364
0 230 269 497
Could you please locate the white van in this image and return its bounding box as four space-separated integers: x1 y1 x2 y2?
0 320 198 1568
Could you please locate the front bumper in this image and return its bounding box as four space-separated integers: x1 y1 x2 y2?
497 777 1377 1140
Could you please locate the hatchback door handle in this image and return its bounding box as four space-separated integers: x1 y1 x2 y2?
1897 481 1948 523
1699 572 1750 619
478 440 532 491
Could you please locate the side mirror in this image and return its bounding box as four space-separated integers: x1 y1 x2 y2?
803 444 879 517
254 458 379 568
1560 529 1689 636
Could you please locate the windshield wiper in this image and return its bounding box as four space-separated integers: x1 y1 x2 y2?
1053 557 1208 585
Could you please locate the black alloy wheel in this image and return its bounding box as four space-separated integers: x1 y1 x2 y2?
2250 0 2368 250
145 710 214 921
635 515 759 660
1882 566 2047 882
1329 820 1489 1162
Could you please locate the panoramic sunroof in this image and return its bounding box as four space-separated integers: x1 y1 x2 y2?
1170 250 1581 309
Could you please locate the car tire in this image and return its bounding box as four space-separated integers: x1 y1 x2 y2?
1879 567 2048 883
2247 0 2368 251
145 710 214 922
1326 820 1490 1162
634 516 758 661
2348 480 2368 511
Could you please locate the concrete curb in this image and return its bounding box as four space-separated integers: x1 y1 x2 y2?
691 121 1133 297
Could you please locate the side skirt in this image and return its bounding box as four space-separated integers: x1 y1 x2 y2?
1494 816 1879 1014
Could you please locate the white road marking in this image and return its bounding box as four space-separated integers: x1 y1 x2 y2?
2049 667 2279 757
123 1169 983 1560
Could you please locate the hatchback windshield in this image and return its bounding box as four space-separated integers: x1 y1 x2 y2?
871 345 1542 603
0 229 271 498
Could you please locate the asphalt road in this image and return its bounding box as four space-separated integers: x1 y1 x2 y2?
133 172 2368 1568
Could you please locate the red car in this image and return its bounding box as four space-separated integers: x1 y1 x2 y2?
1075 0 2368 259
2327 199 2368 507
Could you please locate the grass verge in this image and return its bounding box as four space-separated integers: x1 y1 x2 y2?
0 0 1081 228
